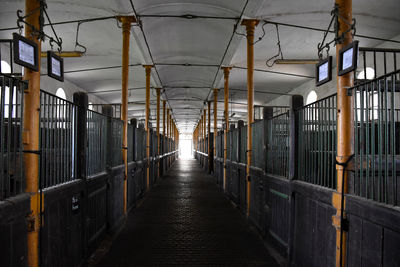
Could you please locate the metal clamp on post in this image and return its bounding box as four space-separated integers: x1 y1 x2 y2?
334 153 354 266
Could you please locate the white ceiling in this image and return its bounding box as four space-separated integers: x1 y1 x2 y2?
1 0 400 133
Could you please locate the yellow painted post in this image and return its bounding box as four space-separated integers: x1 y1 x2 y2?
143 65 153 190
241 19 259 216
24 1 41 266
333 0 353 266
118 15 135 214
208 101 212 173
156 88 161 177
167 109 170 165
213 89 218 157
221 67 232 191
204 108 206 154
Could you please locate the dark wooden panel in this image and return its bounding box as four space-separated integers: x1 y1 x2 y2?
361 220 382 267
383 228 400 266
347 214 362 267
108 165 125 233
292 186 336 267
0 194 29 267
41 181 84 267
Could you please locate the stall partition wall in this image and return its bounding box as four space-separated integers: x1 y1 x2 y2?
0 84 178 267
195 68 400 267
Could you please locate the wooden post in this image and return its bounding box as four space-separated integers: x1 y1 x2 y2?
117 15 135 214
241 19 259 216
208 101 212 173
143 65 153 190
213 89 218 157
221 67 232 191
167 108 170 163
23 1 42 266
204 108 207 155
156 88 161 177
333 0 354 266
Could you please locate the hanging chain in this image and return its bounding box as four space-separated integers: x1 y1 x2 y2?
266 23 284 67
16 0 63 52
317 4 356 59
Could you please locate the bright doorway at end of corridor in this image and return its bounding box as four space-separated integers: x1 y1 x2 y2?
179 134 193 159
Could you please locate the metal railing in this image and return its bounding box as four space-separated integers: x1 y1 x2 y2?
87 110 107 176
135 126 146 161
297 94 337 189
111 118 123 166
251 120 264 168
356 47 400 82
40 90 77 188
266 111 290 178
352 69 400 205
90 103 121 119
239 126 247 164
128 124 134 162
0 74 25 200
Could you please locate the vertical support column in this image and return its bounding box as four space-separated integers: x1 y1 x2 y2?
203 108 206 155
117 16 135 213
241 19 259 216
221 67 232 191
213 89 218 157
208 101 212 173
23 1 41 266
143 65 153 190
156 88 161 177
74 93 89 179
167 108 170 165
163 100 166 158
102 106 113 168
287 96 303 262
333 0 354 266
130 118 137 162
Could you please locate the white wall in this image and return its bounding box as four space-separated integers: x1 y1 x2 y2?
266 34 400 107
0 42 106 104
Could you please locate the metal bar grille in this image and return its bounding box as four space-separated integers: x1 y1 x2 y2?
0 74 25 200
266 111 290 178
352 69 400 205
232 129 238 162
135 127 145 161
111 118 123 166
86 110 107 176
239 126 247 164
39 90 77 188
297 94 337 189
90 104 121 119
251 120 264 168
128 124 134 162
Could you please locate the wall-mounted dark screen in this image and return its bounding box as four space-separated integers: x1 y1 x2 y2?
13 33 39 71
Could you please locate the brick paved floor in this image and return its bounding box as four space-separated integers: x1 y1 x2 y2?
96 159 278 266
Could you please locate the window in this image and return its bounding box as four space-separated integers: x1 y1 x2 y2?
356 91 378 120
306 90 317 105
55 88 66 128
56 87 66 100
357 67 375 80
1 61 16 118
88 102 93 111
1 60 11 74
